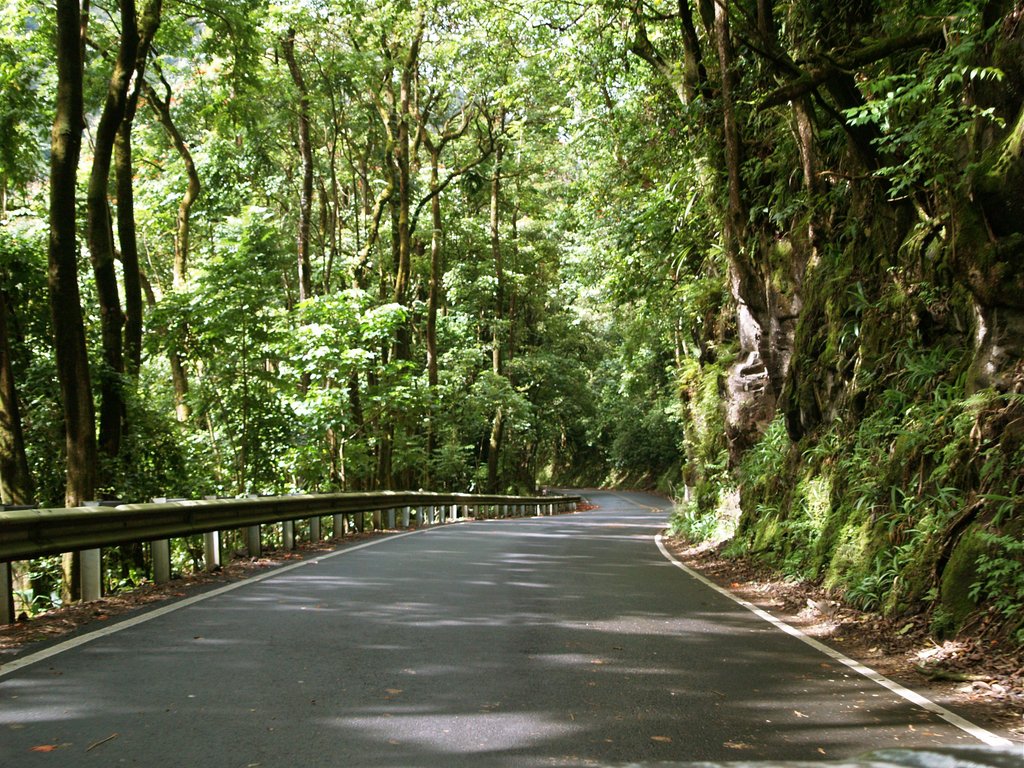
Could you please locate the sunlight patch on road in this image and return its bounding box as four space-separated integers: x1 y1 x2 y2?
323 711 576 753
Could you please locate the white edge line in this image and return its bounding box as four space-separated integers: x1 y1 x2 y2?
655 533 1014 749
1 530 421 679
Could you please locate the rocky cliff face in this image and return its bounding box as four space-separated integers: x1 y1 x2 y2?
713 3 1024 639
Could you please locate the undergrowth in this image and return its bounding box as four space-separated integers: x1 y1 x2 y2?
729 340 1024 644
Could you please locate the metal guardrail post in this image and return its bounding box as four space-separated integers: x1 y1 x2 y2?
243 495 263 556
1 562 13 625
150 499 172 583
152 540 172 583
402 506 410 528
246 526 261 557
81 500 115 600
332 514 344 538
81 548 102 601
386 508 396 529
204 531 221 571
283 520 295 550
310 516 321 542
201 497 222 570
0 502 34 624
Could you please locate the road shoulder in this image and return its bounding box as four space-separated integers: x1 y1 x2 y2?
663 535 1023 747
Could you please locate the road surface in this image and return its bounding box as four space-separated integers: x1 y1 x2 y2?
0 490 1002 766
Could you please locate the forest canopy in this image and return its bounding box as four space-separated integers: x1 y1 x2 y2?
1 0 1022 640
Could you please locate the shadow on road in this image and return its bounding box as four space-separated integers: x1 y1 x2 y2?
0 491 985 767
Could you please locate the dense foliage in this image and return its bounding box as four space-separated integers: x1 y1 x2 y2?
0 0 1021 641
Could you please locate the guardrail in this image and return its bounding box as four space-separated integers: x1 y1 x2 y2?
0 491 582 625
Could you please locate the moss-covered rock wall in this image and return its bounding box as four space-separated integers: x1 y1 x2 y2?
680 2 1024 643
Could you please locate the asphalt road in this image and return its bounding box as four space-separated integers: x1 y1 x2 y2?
0 490 1001 767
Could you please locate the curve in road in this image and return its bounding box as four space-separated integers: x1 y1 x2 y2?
0 490 1010 767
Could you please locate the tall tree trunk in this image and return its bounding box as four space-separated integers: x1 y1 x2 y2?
424 149 442 483
282 28 314 303
87 0 139 461
490 122 505 377
54 0 95 604
145 72 198 420
426 147 442 391
49 0 96 510
0 290 33 505
145 73 200 291
417 108 479 435
116 0 162 378
487 408 505 494
677 0 709 101
390 13 424 363
116 131 143 377
630 1 708 107
703 0 776 460
486 123 505 494
346 372 364 490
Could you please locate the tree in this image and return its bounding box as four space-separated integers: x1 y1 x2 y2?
85 0 142 462
115 0 162 377
282 26 314 304
48 0 95 508
0 282 33 505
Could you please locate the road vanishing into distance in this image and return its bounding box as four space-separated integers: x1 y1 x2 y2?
0 491 1006 767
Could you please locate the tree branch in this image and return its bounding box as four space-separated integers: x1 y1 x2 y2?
758 28 945 110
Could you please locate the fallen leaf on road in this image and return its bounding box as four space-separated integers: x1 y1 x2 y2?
724 741 754 750
651 736 672 743
793 710 809 718
30 744 63 752
385 688 402 695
